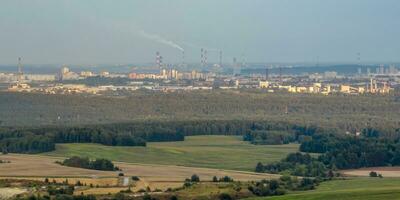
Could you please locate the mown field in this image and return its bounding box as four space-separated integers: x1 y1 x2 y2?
44 135 299 171
247 178 400 200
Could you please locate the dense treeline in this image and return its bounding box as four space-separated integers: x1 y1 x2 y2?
256 153 329 177
0 91 399 133
0 90 398 154
0 120 321 153
248 175 318 197
257 129 400 176
59 156 119 171
2 115 399 154
243 130 297 145
0 135 55 153
301 133 400 169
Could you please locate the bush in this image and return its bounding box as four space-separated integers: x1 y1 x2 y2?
142 193 152 200
369 171 378 177
137 189 146 193
219 176 234 182
218 193 233 200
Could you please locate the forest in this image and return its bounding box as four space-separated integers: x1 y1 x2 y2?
0 91 399 132
255 128 400 176
59 156 119 171
0 120 313 153
0 90 399 170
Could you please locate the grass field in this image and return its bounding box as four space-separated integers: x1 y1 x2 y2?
44 135 299 171
246 178 400 200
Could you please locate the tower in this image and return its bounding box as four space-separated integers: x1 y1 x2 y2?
265 67 269 81
241 53 246 68
357 52 362 75
232 57 237 75
17 57 23 83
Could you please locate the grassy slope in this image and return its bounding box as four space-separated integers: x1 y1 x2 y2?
247 178 400 200
44 135 298 171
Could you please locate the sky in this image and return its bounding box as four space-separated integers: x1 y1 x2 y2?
0 0 399 65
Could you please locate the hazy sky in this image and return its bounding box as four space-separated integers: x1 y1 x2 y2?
1 0 399 65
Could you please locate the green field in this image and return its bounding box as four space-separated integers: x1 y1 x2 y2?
44 135 299 171
246 178 400 200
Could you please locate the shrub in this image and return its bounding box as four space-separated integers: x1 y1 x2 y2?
369 171 378 177
218 193 233 200
132 176 140 181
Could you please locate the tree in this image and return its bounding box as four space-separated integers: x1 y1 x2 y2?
255 162 264 172
190 174 200 182
212 176 218 182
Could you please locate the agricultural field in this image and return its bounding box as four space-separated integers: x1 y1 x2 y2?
44 135 299 171
0 188 27 199
341 167 400 177
0 153 279 193
246 178 400 200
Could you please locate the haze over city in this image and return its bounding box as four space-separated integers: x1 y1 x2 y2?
1 0 400 65
1 1 400 200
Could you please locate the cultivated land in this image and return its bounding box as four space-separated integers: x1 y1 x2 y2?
342 167 400 177
0 188 27 199
0 153 279 193
246 178 400 200
44 135 299 171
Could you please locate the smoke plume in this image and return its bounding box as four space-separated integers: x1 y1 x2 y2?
138 30 184 52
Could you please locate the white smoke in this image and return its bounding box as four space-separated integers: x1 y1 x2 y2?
138 30 184 52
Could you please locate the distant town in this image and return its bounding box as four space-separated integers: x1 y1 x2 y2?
1 53 399 96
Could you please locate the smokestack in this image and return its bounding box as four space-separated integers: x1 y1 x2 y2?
182 50 185 66
265 67 269 81
156 51 162 69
